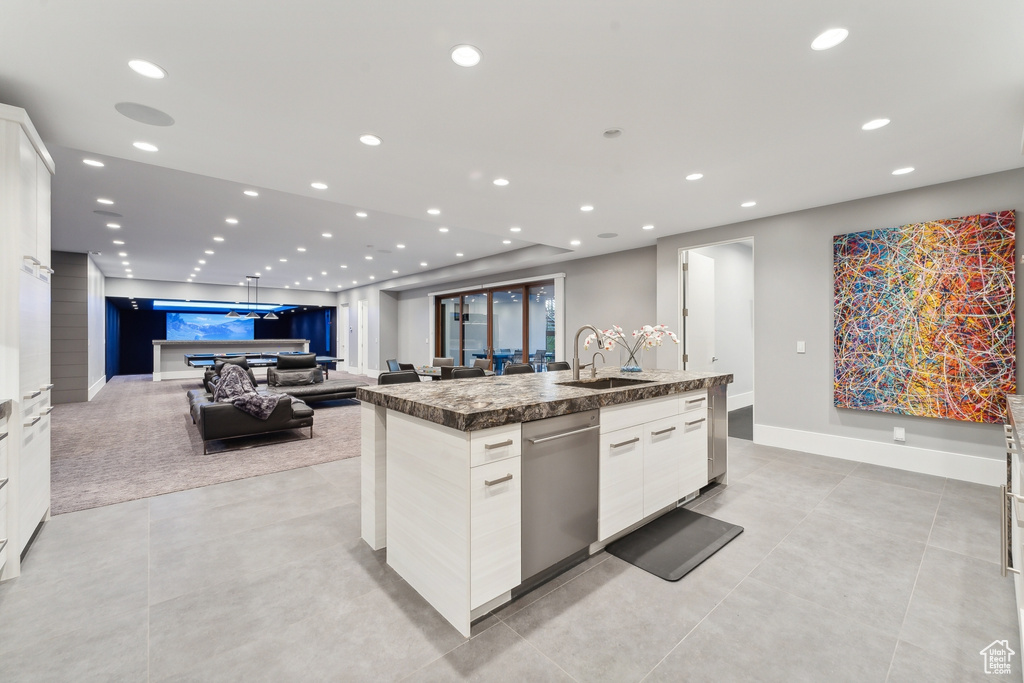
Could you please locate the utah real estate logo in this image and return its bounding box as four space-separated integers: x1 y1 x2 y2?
980 640 1015 675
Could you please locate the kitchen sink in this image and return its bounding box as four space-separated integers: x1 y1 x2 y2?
557 377 654 390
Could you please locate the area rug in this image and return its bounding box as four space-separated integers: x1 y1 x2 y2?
49 373 371 515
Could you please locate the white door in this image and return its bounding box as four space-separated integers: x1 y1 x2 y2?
338 305 349 368
357 300 368 374
682 251 715 372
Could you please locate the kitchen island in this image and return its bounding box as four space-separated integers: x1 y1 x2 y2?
357 367 732 636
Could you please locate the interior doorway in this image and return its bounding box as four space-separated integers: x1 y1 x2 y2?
680 239 755 438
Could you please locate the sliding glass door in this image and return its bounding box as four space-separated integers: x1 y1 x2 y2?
434 279 555 374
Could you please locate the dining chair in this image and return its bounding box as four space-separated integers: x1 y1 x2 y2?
432 357 454 367
398 362 415 371
531 349 548 370
545 361 570 371
385 359 401 372
377 370 421 385
472 358 492 370
503 363 535 375
451 367 486 379
440 365 468 380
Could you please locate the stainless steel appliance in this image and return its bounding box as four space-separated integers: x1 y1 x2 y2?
708 383 728 481
520 409 600 592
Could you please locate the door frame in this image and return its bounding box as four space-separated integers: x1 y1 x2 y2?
357 299 368 375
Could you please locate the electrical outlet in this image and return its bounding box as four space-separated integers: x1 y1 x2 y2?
796 341 806 354
894 427 906 442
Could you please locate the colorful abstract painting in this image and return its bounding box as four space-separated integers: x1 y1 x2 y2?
833 210 1016 423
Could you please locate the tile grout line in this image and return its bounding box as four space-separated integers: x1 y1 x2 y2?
884 477 945 682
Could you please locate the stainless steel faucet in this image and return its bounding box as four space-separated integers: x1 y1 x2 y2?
572 325 605 380
589 352 605 378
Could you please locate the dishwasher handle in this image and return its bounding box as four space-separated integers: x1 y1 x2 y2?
527 424 599 445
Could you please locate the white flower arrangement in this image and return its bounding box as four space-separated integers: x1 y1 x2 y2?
583 324 680 365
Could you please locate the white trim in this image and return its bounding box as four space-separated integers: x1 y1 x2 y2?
754 424 1004 485
728 391 753 411
87 376 106 400
427 272 566 298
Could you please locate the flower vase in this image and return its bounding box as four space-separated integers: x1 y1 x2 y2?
620 346 643 372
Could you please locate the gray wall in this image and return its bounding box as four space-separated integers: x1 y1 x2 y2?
657 167 1024 461
690 241 754 405
50 251 90 403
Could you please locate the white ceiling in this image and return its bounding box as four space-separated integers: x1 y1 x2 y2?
2 1 1023 293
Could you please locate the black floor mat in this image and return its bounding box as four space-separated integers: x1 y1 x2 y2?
606 507 743 581
728 405 753 440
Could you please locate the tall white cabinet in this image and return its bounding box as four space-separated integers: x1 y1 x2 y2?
0 103 54 581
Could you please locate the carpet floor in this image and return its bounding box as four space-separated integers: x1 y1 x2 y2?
50 373 372 515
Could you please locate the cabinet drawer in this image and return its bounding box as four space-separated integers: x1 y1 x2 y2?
470 457 521 609
599 425 644 541
679 414 709 497
601 395 677 434
643 414 684 517
470 423 522 467
678 390 708 416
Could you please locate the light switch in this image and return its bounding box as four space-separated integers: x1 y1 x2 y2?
894 427 906 442
796 341 806 354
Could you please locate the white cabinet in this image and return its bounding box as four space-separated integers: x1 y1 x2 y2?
598 390 709 541
470 456 521 609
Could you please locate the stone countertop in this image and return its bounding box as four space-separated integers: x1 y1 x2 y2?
358 368 733 432
152 339 309 346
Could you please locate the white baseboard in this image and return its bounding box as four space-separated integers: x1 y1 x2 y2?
728 391 753 411
87 376 106 400
754 424 1004 486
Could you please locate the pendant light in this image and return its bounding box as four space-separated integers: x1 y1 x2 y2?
248 273 280 319
244 275 261 319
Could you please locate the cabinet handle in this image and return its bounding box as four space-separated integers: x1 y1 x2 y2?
40 384 54 392
0 432 7 443
610 436 640 448
651 426 676 436
41 406 54 416
529 425 599 445
0 477 7 491
0 538 7 555
485 473 513 486
24 416 40 427
685 418 707 427
23 390 41 400
685 398 706 405
484 439 513 450
22 255 40 266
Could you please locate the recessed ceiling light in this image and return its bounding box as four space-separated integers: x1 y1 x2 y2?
297 247 306 252
243 189 259 197
642 224 655 231
352 280 358 284
686 173 704 181
427 208 441 215
456 252 464 257
811 28 849 51
580 205 594 212
356 211 367 218
128 59 166 79
193 267 200 271
420 261 428 267
265 266 271 270
396 244 405 249
118 251 128 257
307 276 313 281
340 264 348 269
97 198 114 205
509 227 521 233
213 236 225 242
359 134 382 146
128 274 134 278
279 258 287 262
225 218 238 224
392 269 398 274
125 269 132 273
322 232 332 238
438 227 449 233
365 255 373 260
113 240 125 245
122 261 130 265
570 240 581 246
493 178 509 186
862 118 890 131
254 272 261 277
133 141 158 152
83 158 104 167
369 276 376 280
198 259 206 264
321 271 327 276
295 281 300 285
107 223 121 229
741 201 757 208
205 250 214 254
502 239 511 245
311 182 328 190
450 44 482 67
285 285 290 289
892 167 915 175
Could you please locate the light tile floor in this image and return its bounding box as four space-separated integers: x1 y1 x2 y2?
0 439 1018 682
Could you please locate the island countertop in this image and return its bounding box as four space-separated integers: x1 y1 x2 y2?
357 368 732 431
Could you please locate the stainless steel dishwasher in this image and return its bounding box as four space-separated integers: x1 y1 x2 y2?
519 409 600 593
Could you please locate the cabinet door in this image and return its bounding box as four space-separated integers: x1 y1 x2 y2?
679 411 709 497
470 456 521 609
35 158 50 267
599 425 644 541
643 414 684 517
18 128 37 260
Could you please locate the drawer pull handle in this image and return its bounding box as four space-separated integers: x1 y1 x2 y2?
685 398 706 405
685 418 707 427
529 425 599 445
24 391 41 400
0 477 7 491
651 426 676 436
24 416 40 427
484 439 513 450
610 436 640 448
40 384 54 392
485 474 513 487
41 406 54 416
22 255 40 266
0 538 7 555
0 432 7 443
